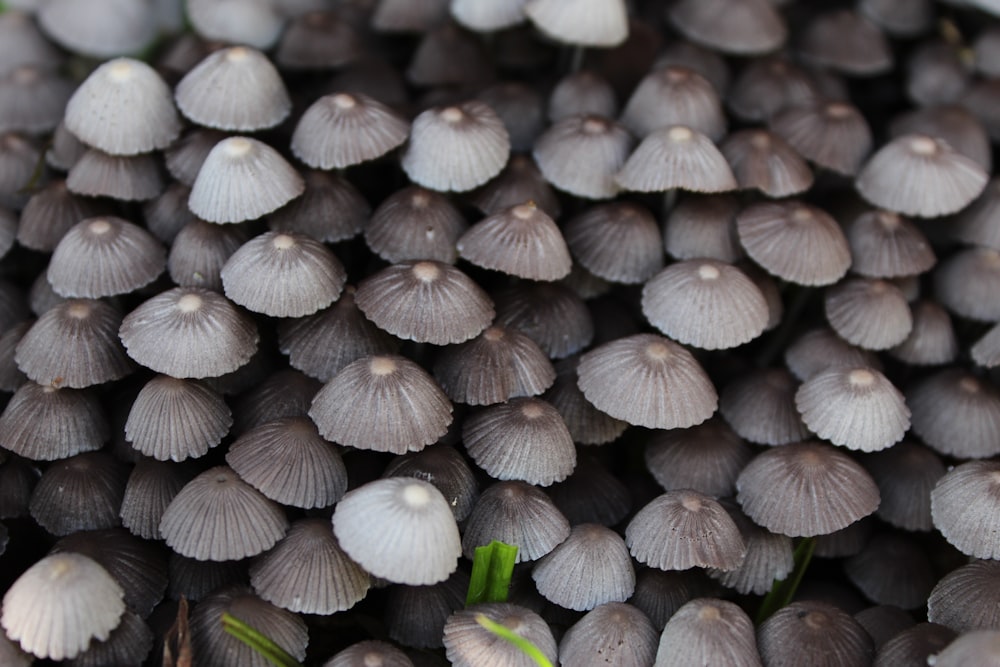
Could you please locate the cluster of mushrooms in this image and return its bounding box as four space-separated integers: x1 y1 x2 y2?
4 0 1000 665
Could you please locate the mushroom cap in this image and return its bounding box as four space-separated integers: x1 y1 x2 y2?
292 92 409 170
616 125 737 193
654 598 761 667
524 0 628 47
461 480 570 563
443 603 557 667
667 0 786 55
931 460 1000 560
770 101 872 175
559 603 658 667
532 114 633 200
531 523 635 611
457 202 572 281
38 0 156 58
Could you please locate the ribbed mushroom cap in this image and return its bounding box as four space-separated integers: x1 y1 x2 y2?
401 101 510 193
324 640 413 667
457 202 571 281
863 441 943 532
310 355 452 454
385 571 468 649
189 586 308 667
736 201 851 286
383 445 478 522
188 137 304 224
890 105 991 172
758 601 874 667
844 533 934 610
934 246 1000 321
560 602 658 667
292 92 409 169
627 490 746 572
164 128 227 187
226 417 346 509
720 368 810 446
563 202 663 284
954 177 1000 250
14 299 132 389
462 480 569 562
654 598 760 667
47 216 166 298
706 502 794 596
907 369 1000 459
37 0 156 57
524 0 627 47
64 58 179 156
443 603 557 667
847 210 935 279
333 477 461 585
186 0 284 48
433 325 554 406
931 460 1000 559
667 0 785 55
928 630 1000 667
621 66 726 141
168 554 245 603
275 10 364 70
231 368 321 435
549 70 618 122
796 366 909 452
405 23 494 88
463 397 576 486
785 327 881 381
120 458 194 541
160 466 287 561
798 10 893 76
220 231 346 318
769 101 872 176
736 441 880 537
532 114 633 200
856 134 988 217
532 523 635 611
721 129 813 198
476 82 545 153
269 170 369 244
1 552 125 661
18 180 103 252
973 321 1000 368
889 300 958 366
364 186 466 264
119 287 258 379
29 452 128 536
168 219 249 290
928 560 1000 632
0 382 108 461
0 67 72 136
656 40 731 93
357 261 493 344
51 528 168 618
645 419 752 499
860 0 932 37
642 259 768 350
249 518 369 615
663 194 742 263
469 154 561 220
616 125 737 193
177 47 289 130
577 333 717 429
494 282 593 358
544 356 628 445
64 610 152 667
871 620 948 664
627 569 715 631
66 149 164 201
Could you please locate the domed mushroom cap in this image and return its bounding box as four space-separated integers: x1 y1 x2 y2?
333 477 461 586
785 327 882 381
654 598 760 667
383 445 479 522
364 186 467 265
119 459 195 541
160 466 288 562
622 66 726 141
119 287 259 379
355 260 494 345
532 114 633 200
524 0 628 47
66 150 164 201
563 201 663 284
931 460 1000 560
824 278 913 351
324 640 413 667
642 259 769 350
269 170 369 245
64 58 179 156
769 101 872 176
934 246 1000 322
186 0 285 49
221 231 346 318
856 134 988 218
462 480 570 563
38 0 156 58
626 490 746 572
532 523 635 611
292 92 409 169
798 9 893 76
188 136 305 224
906 369 1000 459
0 382 108 461
847 210 935 279
309 355 452 454
47 216 166 299
616 125 737 193
645 419 754 498
664 194 742 263
444 603 557 667
401 100 510 193
928 560 1000 633
457 202 572 281
667 0 786 55
758 601 873 667
1 552 125 661
560 603 658 666
736 441 880 537
795 366 909 452
28 452 128 536
125 376 231 462
719 367 810 446
863 441 944 532
577 333 717 429
175 46 290 132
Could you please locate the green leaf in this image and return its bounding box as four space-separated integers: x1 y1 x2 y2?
221 612 302 667
755 536 816 625
466 540 519 606
475 613 554 667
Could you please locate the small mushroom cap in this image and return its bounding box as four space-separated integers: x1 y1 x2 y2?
531 523 635 611
457 202 572 281
38 0 156 58
333 477 461 585
382 445 479 522
770 101 872 176
934 247 1000 322
758 601 874 667
928 560 1000 633
664 194 743 263
645 419 754 497
532 114 633 200
66 150 164 201
443 603 557 667
719 368 810 446
654 598 760 667
721 128 814 198
668 0 786 55
844 533 935 610
524 0 628 47
927 630 1000 667
462 480 570 563
621 66 726 141
1 552 125 661
495 282 594 359
931 460 1000 560
616 125 737 193
559 603 658 667
847 209 935 279
863 441 944 532
125 376 232 462
0 382 109 461
785 327 882 381
119 458 195 541
292 92 409 169
798 10 893 76
906 369 1000 459
324 640 414 667
269 170 369 244
563 201 664 284
548 70 618 122
28 452 128 536
365 186 467 264
186 0 285 49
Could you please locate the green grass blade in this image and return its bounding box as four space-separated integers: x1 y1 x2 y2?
466 540 519 606
755 536 816 625
221 612 302 667
475 614 554 667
